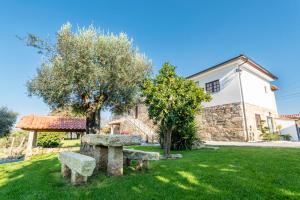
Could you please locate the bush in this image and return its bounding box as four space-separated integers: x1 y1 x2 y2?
37 132 64 148
261 132 280 141
159 120 198 150
280 134 292 141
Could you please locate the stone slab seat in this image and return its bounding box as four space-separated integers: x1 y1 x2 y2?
58 152 96 185
81 134 142 146
123 149 160 170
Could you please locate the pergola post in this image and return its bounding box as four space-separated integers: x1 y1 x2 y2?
110 125 114 135
25 130 37 158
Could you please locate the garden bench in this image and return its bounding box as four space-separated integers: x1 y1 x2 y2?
58 152 96 185
123 149 160 170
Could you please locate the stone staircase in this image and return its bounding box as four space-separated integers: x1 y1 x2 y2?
125 116 156 142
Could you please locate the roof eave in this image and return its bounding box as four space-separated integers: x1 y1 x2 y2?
186 54 278 80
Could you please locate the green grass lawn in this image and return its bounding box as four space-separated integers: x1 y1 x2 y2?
1 146 300 200
61 139 80 147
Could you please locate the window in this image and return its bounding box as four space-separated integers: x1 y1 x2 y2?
205 80 220 93
264 86 268 93
267 117 274 133
195 81 199 86
255 114 261 130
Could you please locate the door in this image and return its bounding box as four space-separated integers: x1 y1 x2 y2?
267 117 274 133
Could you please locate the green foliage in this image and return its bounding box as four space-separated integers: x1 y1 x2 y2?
142 63 211 154
24 23 151 133
159 120 198 150
260 120 280 141
261 132 280 141
0 106 18 137
10 130 28 138
280 134 292 141
49 107 85 117
61 139 80 147
37 132 64 148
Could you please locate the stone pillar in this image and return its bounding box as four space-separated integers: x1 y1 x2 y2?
71 171 87 185
93 145 108 170
110 125 114 135
61 164 71 177
124 158 131 167
25 130 37 158
136 160 149 170
99 145 108 170
107 146 123 176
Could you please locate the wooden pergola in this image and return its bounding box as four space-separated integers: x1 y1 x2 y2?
16 115 86 157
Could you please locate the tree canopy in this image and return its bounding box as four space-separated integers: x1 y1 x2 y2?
142 63 211 156
0 106 18 137
25 23 151 133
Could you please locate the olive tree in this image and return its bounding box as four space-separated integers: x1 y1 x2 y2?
0 106 18 137
25 23 151 134
142 63 211 157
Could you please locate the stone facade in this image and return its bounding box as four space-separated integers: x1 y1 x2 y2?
114 102 277 142
196 103 245 141
128 104 156 130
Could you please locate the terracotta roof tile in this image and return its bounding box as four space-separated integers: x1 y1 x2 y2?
16 115 86 132
280 114 300 119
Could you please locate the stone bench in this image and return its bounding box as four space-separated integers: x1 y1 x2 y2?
58 152 96 185
123 149 160 170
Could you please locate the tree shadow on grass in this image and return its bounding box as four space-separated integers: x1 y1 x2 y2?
0 147 300 200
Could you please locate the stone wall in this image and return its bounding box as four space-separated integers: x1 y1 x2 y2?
129 104 157 131
114 104 158 141
124 103 279 142
196 103 246 141
31 147 79 156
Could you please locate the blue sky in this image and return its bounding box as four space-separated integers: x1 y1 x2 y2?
0 0 299 119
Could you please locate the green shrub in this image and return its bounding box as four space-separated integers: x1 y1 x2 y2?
261 132 280 141
37 132 64 148
159 120 198 150
260 120 280 141
280 134 292 141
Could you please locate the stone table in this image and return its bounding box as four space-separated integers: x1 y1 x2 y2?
81 134 142 176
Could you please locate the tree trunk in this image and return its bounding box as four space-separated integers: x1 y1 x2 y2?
86 108 101 134
163 126 172 157
81 108 101 153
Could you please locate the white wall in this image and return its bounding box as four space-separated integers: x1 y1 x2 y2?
275 119 299 141
189 61 278 113
190 63 242 107
241 64 278 113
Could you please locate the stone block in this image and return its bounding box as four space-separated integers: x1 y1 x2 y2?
98 145 108 170
123 149 160 161
160 154 183 160
107 146 123 176
61 164 71 177
81 134 142 147
135 160 149 170
58 152 96 177
71 171 88 186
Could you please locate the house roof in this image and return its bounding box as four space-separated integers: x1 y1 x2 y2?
186 54 278 80
16 115 86 132
280 114 300 120
108 118 125 125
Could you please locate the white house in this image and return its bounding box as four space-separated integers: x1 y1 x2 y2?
112 54 299 142
188 54 288 141
277 114 300 141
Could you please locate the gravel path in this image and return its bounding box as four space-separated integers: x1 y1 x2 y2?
205 141 300 148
